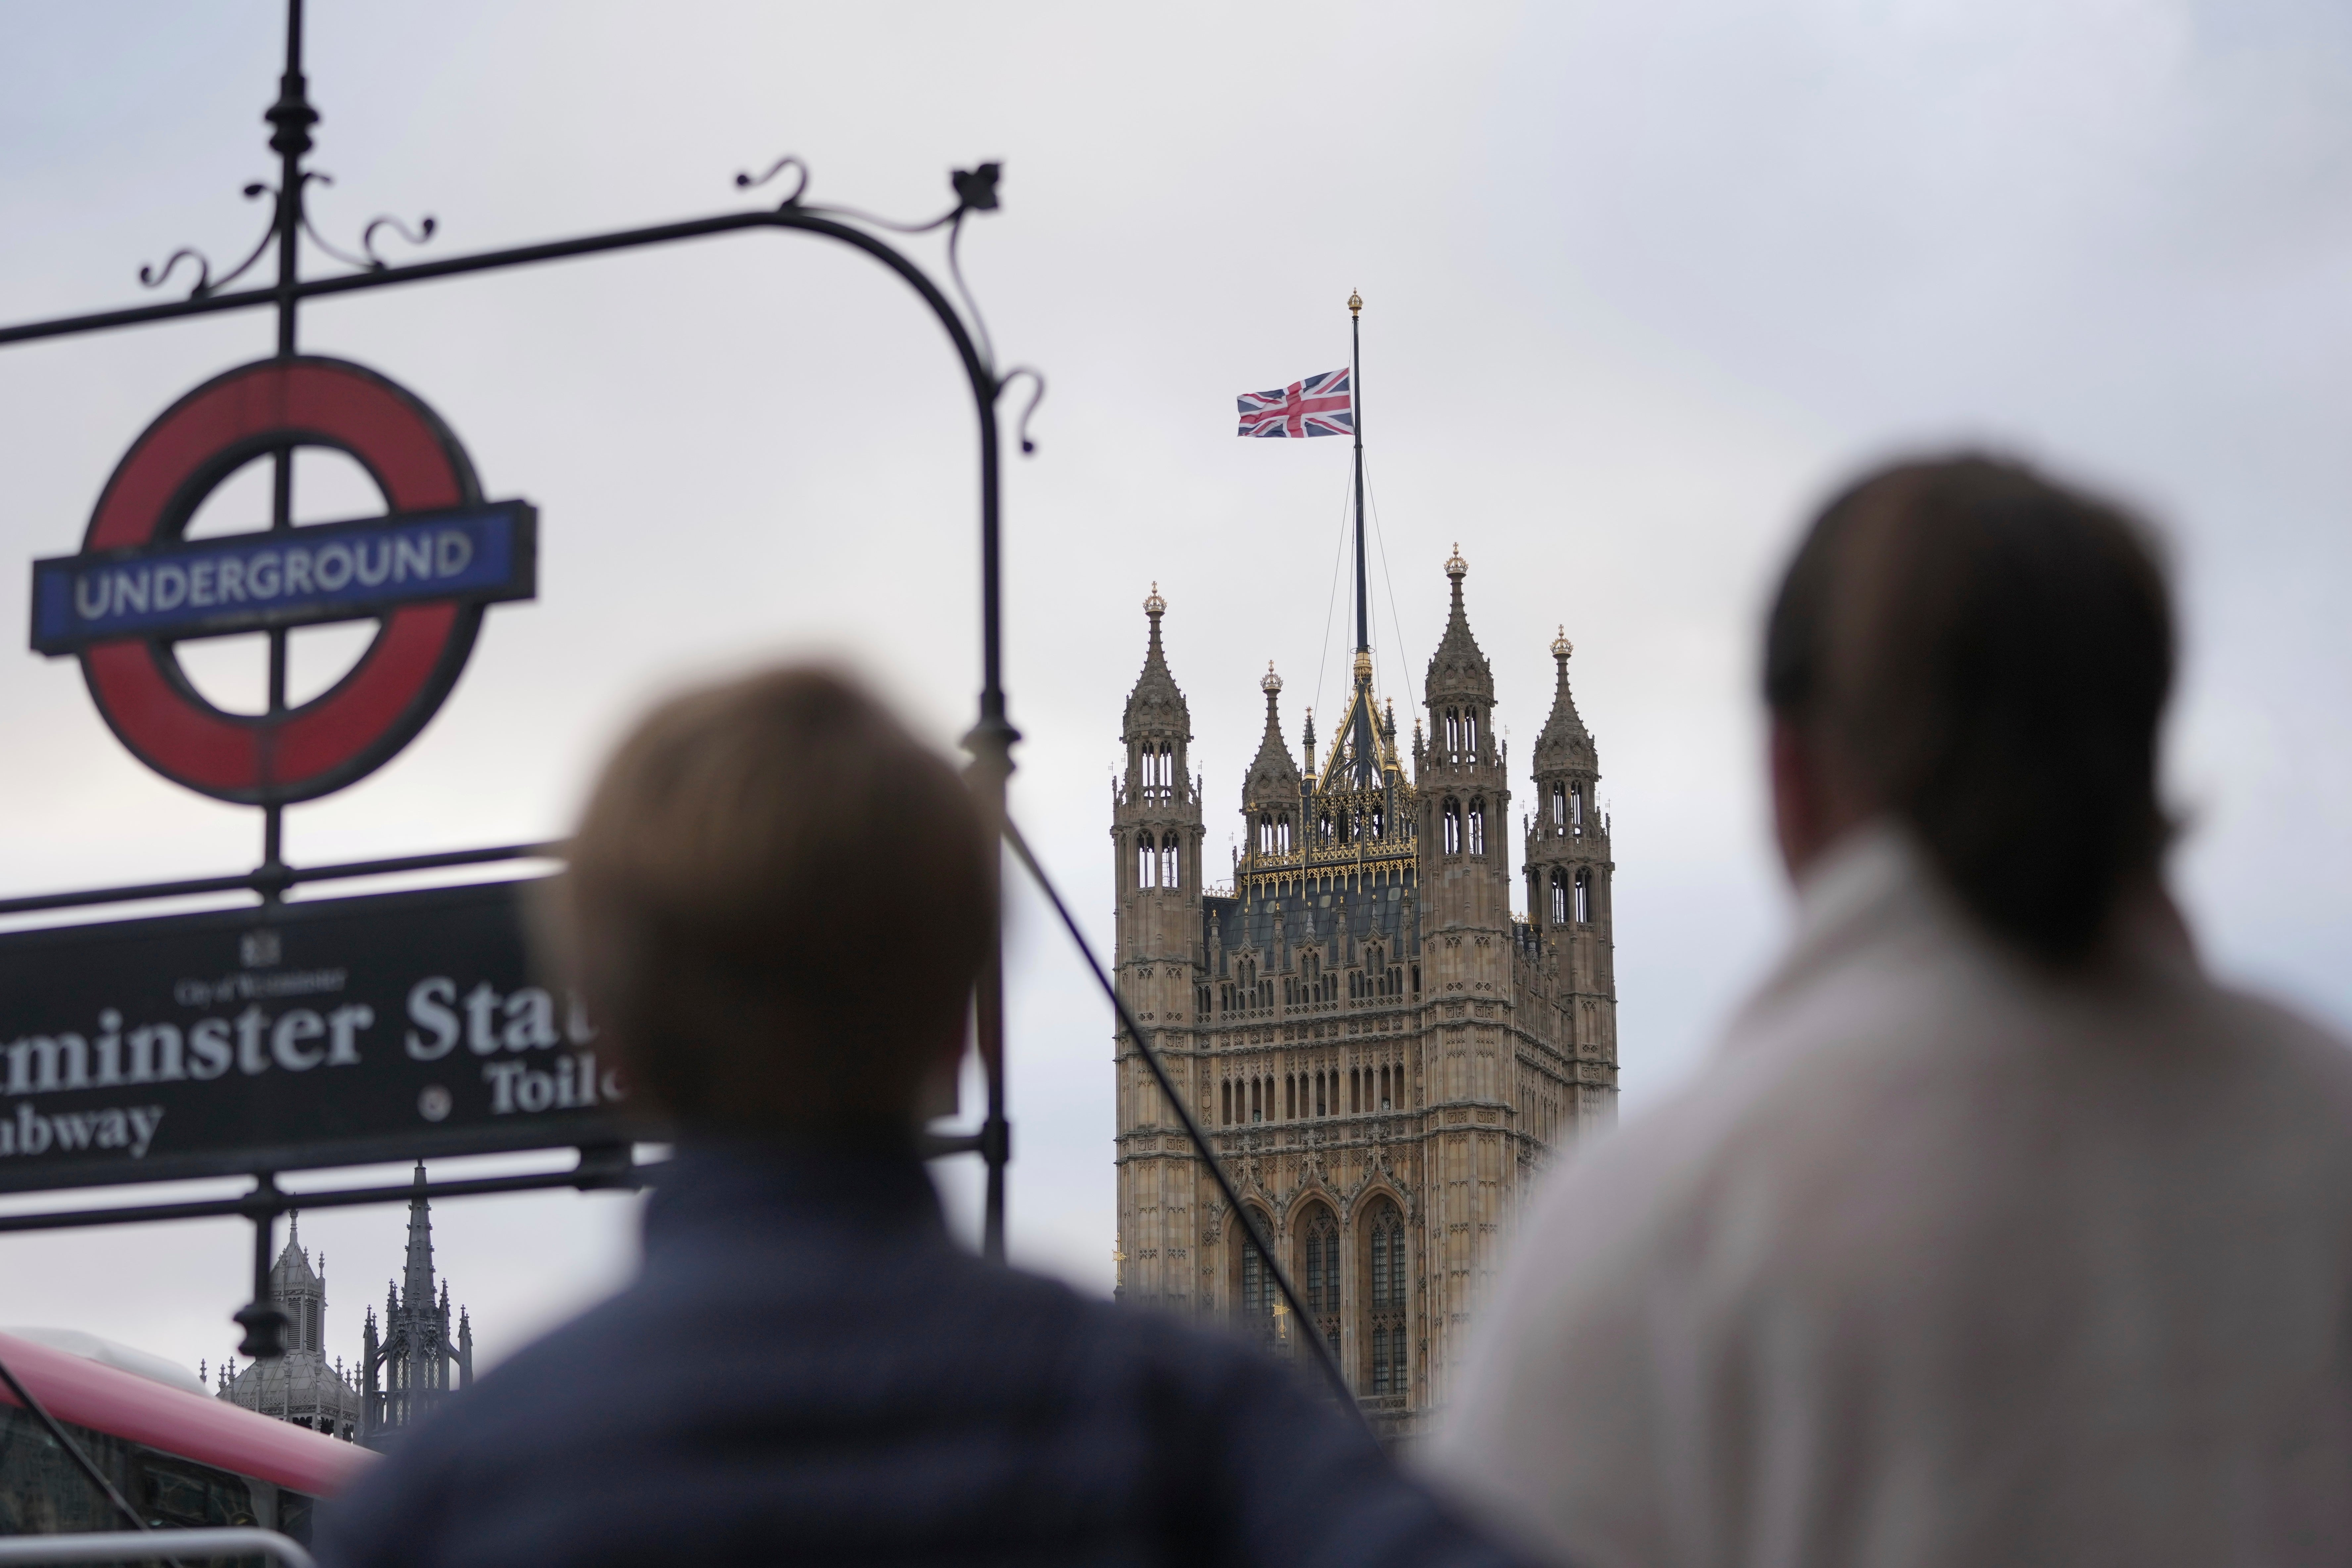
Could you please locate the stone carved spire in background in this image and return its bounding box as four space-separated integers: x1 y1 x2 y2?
358 1162 474 1449
218 1211 363 1440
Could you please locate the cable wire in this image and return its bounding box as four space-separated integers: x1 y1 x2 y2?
1308 460 1355 728
1001 819 1365 1422
1362 454 1417 725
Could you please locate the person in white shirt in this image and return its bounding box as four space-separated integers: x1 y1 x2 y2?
1432 454 2352 1568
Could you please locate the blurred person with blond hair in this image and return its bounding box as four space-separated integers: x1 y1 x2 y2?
1434 455 2352 1566
319 665 1530 1568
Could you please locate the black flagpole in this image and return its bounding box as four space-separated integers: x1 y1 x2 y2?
1349 290 1368 657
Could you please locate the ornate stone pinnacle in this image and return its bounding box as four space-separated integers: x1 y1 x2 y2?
1445 543 1467 580
1261 661 1283 695
1143 581 1165 618
1552 624 1573 662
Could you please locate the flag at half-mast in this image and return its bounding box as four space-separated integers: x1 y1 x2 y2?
1236 367 1353 438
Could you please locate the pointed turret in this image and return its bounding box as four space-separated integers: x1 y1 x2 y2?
1415 546 1512 992
1241 664 1301 870
1114 583 1203 903
400 1161 434 1310
1423 544 1497 764
265 1212 326 1354
1121 584 1192 797
1525 625 1610 944
1532 628 1595 776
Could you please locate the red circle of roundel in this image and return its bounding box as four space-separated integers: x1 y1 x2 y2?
78 357 487 806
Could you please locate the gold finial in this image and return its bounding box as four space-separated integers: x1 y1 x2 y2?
1552 624 1573 661
1445 542 1467 580
1348 289 1363 317
1143 581 1165 617
1262 661 1283 695
1352 648 1373 684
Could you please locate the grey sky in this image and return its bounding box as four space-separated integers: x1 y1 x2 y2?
2 0 2347 1383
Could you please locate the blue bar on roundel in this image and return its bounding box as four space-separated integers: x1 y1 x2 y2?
27 500 537 656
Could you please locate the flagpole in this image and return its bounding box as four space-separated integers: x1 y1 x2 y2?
1349 290 1368 659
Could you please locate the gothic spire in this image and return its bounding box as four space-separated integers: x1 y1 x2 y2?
1424 544 1494 706
1244 663 1300 805
1533 626 1596 774
401 1161 435 1310
1121 583 1190 743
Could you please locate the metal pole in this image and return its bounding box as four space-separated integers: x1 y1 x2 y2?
232 1174 288 1358
256 0 314 892
1350 291 1367 657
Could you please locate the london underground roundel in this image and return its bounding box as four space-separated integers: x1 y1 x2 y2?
28 357 537 806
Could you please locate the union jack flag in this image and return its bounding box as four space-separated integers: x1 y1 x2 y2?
1236 367 1353 439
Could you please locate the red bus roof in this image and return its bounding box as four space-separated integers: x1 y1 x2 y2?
0 1330 374 1497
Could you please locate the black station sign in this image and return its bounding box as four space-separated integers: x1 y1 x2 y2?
0 880 660 1193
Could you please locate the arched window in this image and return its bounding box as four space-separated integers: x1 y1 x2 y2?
1444 709 1461 754
1467 798 1486 855
1571 782 1585 833
1364 1198 1408 1397
1550 868 1568 925
1551 782 1566 829
1574 866 1592 923
1278 814 1292 853
1464 709 1480 756
1160 832 1180 889
1442 799 1462 855
1318 812 1333 845
1137 836 1157 889
1379 1064 1394 1110
1238 1210 1277 1347
1370 804 1384 838
1300 1206 1342 1359
1250 1077 1262 1122
1221 1080 1232 1125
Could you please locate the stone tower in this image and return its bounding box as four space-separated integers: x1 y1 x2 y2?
1524 628 1619 1129
1111 585 1207 1310
360 1162 474 1449
1411 546 1519 1408
218 1215 363 1440
1109 547 1619 1442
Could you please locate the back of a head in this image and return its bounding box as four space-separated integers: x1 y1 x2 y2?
553 666 990 1140
1764 454 2175 965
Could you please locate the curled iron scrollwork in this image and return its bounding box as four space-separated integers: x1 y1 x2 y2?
137 182 278 300
729 156 1040 455
998 366 1047 455
302 172 441 273
360 214 439 269
733 155 810 208
136 169 438 297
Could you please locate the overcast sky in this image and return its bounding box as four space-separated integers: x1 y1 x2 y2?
3 0 2349 1385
